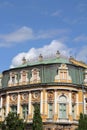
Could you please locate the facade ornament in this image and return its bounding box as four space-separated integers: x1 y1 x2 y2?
8 72 18 86
55 64 72 83
38 54 43 61
22 57 27 64
47 91 54 102
56 50 60 58
31 91 40 102
19 70 29 85
30 68 41 83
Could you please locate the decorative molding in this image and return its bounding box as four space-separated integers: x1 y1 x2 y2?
31 91 40 102
8 72 18 87
19 70 29 85
30 68 41 84
55 64 72 83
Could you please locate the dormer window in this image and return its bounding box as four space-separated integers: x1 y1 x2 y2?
55 64 72 83
19 70 29 85
8 72 18 87
30 68 41 83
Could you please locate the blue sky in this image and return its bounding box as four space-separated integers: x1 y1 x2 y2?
0 0 87 73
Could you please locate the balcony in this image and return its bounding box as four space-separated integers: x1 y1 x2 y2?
57 118 70 124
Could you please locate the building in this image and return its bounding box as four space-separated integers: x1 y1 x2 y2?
0 51 87 130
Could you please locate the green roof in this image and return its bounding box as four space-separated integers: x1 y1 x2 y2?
16 57 71 69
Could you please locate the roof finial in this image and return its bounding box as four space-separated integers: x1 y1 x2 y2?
38 54 43 61
56 50 60 58
22 57 27 64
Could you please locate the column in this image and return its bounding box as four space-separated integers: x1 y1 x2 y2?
54 90 57 114
0 97 2 116
76 93 79 116
6 94 9 116
45 90 47 115
29 92 31 115
40 90 43 114
84 95 86 114
17 93 20 114
69 92 72 115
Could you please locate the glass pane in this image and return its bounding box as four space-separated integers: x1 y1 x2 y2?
48 103 53 118
59 104 66 118
11 106 17 113
22 105 28 119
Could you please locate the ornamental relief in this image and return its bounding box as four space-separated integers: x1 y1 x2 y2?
20 93 29 104
54 64 72 83
47 91 54 102
2 96 6 107
72 92 76 103
9 94 18 105
31 91 40 102
19 70 29 85
8 72 18 87
30 68 41 84
58 91 68 96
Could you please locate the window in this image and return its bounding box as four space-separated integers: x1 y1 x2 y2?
48 103 53 119
11 105 17 114
12 76 15 84
55 64 72 83
72 104 75 119
59 103 66 118
30 68 40 83
59 95 67 119
22 104 28 119
8 72 18 86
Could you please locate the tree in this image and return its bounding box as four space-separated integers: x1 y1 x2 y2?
32 103 43 130
0 112 26 130
76 113 87 130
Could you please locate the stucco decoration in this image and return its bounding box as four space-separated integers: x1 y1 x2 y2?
10 94 18 105
2 95 6 107
8 72 18 87
31 91 40 102
20 93 29 104
72 92 76 103
47 91 54 102
30 68 41 84
19 70 29 85
55 64 72 83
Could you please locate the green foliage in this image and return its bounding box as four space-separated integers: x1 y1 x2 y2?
76 113 87 130
32 103 43 130
0 112 26 130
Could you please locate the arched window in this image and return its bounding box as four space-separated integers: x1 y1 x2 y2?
59 95 67 119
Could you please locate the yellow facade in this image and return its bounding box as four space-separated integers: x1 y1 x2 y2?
0 54 87 130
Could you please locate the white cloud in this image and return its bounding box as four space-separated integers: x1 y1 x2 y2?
0 26 34 43
73 35 87 42
10 40 72 68
51 10 62 16
10 39 87 69
0 26 69 47
76 46 87 63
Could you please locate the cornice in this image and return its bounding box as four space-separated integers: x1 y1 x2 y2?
69 57 87 68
